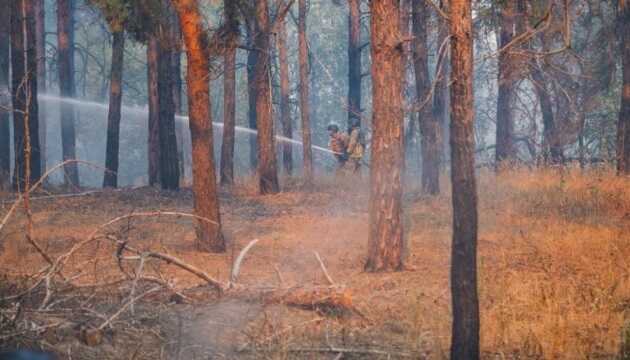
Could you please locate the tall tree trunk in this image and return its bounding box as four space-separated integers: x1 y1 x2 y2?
365 0 404 272
12 0 41 190
157 39 180 190
103 30 125 188
57 0 79 186
495 0 517 165
246 23 258 171
298 0 313 182
254 0 279 194
171 14 185 181
220 0 239 186
147 37 160 186
433 0 449 166
173 0 225 252
221 46 236 185
617 0 630 174
530 59 562 164
35 0 46 174
277 5 292 175
174 52 185 180
412 0 440 195
347 0 362 128
0 0 10 189
401 0 414 172
449 0 479 358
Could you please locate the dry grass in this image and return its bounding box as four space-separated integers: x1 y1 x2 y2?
1 167 629 358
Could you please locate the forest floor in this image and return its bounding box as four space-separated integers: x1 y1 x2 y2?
1 167 630 359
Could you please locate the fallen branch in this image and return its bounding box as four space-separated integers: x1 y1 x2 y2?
230 239 260 285
98 286 161 331
0 190 105 204
313 251 335 286
55 211 220 274
273 264 284 286
288 346 413 358
266 286 355 317
0 159 110 234
116 241 224 293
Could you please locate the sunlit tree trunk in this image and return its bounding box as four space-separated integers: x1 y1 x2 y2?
12 0 41 190
365 0 405 272
35 0 46 175
449 0 479 358
617 0 630 174
157 39 180 190
103 30 125 188
298 0 313 182
147 37 160 186
254 0 279 194
57 0 79 186
347 0 362 128
495 0 517 165
412 0 440 195
0 0 10 189
173 0 225 252
277 4 292 175
220 0 239 186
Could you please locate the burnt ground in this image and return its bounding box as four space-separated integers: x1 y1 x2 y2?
2 169 630 359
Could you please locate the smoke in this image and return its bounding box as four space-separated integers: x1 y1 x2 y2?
28 94 337 188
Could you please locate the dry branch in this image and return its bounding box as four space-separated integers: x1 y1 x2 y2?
0 159 109 234
115 241 224 293
230 238 260 285
313 251 335 286
266 286 356 317
288 346 413 357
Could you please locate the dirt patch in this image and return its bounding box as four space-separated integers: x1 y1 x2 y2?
1 168 630 358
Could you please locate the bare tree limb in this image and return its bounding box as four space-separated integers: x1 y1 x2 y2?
230 239 260 285
313 251 335 286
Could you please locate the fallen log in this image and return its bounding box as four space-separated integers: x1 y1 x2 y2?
265 286 357 317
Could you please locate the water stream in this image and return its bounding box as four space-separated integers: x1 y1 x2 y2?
36 94 335 187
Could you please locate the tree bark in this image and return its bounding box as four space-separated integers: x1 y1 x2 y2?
530 59 562 164
253 0 279 194
11 0 41 191
35 0 46 175
449 0 479 358
495 0 517 165
412 0 440 195
0 0 10 189
147 36 160 186
617 1 630 174
433 0 449 167
157 39 180 190
246 22 258 171
171 12 185 181
365 0 405 272
347 0 362 128
220 0 239 186
173 0 225 252
57 0 79 186
103 30 125 188
277 4 292 175
298 0 313 182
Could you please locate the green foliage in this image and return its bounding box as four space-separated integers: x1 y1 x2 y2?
90 0 174 42
89 0 130 32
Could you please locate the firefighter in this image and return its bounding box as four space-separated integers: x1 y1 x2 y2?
345 119 365 174
327 124 349 173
